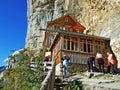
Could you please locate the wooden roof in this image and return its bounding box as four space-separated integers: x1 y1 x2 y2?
47 14 85 32
40 28 110 41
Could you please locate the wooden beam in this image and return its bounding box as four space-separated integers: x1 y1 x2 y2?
39 29 110 41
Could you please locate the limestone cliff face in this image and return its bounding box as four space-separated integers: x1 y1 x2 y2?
26 0 55 51
26 0 120 67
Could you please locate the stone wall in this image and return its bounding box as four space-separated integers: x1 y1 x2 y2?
26 0 120 67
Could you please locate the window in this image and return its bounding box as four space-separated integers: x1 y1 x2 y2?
65 17 69 23
63 36 70 50
67 39 70 50
63 38 67 49
95 41 101 53
80 39 86 52
87 40 93 52
101 42 106 54
71 37 78 51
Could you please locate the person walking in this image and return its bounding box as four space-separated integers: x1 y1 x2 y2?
107 52 115 74
43 55 50 70
44 55 50 62
61 54 70 78
107 51 113 73
96 52 104 73
87 56 95 72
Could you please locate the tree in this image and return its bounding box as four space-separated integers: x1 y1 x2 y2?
1 49 44 90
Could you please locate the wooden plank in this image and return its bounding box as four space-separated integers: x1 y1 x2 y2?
55 51 61 64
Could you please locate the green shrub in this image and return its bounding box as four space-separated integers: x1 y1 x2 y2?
1 49 44 90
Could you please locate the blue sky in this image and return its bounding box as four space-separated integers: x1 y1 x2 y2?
0 0 27 66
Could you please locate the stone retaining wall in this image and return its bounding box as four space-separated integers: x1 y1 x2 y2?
69 64 88 73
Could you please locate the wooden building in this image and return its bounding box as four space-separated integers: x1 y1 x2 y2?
43 14 117 72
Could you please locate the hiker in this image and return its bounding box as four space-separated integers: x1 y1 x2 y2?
107 51 113 73
44 55 50 62
43 55 50 68
107 52 115 74
96 52 104 73
61 54 70 78
87 56 95 72
109 58 115 74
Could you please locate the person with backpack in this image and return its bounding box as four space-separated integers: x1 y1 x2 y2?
44 55 50 62
87 56 95 72
96 52 104 73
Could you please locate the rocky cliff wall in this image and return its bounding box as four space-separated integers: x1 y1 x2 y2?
26 0 120 67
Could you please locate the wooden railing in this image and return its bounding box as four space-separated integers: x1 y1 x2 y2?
40 61 55 90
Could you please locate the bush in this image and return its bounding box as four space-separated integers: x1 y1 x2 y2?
1 49 44 90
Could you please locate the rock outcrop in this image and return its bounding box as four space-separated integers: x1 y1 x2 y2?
26 0 120 67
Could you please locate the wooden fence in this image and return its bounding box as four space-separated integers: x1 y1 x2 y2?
40 61 55 90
